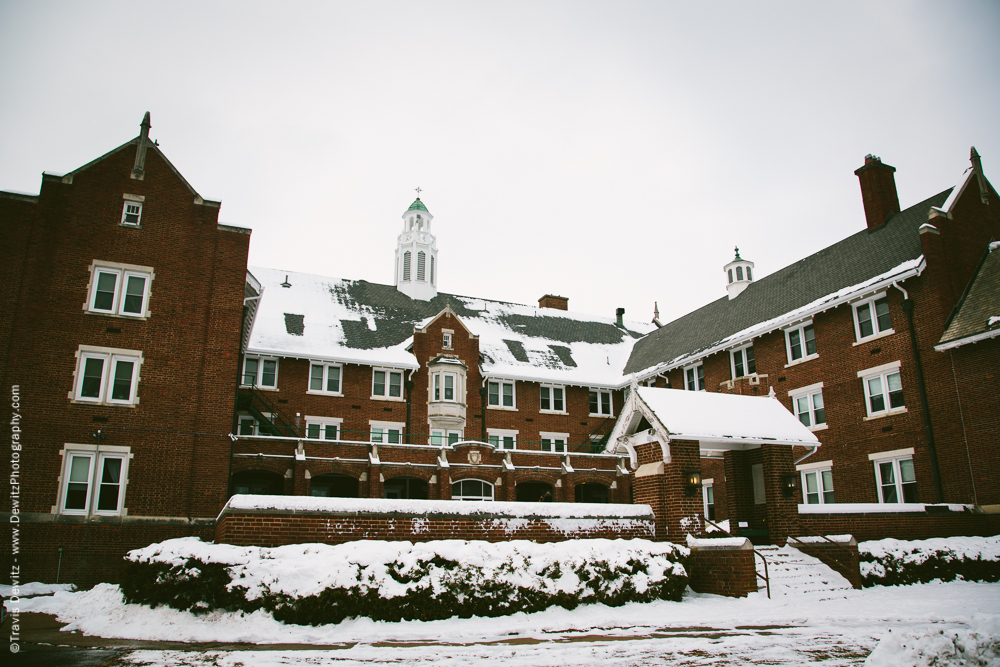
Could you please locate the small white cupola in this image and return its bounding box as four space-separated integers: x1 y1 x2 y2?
724 247 754 300
394 192 439 301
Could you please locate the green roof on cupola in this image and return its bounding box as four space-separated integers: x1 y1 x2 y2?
407 198 429 212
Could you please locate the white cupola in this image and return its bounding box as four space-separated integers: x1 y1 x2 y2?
394 196 439 301
724 247 754 300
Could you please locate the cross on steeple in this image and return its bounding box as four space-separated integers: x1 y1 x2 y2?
415 186 422 197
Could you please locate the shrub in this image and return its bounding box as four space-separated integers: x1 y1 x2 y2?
859 536 1000 587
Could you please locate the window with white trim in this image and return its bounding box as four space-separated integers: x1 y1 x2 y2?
242 356 278 388
442 331 453 349
702 479 715 520
731 343 756 379
305 417 342 441
372 369 403 399
789 382 826 430
540 431 568 453
309 363 342 395
370 421 404 444
430 429 463 446
87 262 152 317
452 478 494 501
870 450 917 503
58 445 130 516
589 389 613 416
403 251 411 281
853 294 893 341
487 380 515 409
417 251 426 281
432 371 458 402
488 428 518 450
73 346 142 405
539 384 565 413
797 461 834 505
237 414 259 436
121 200 142 226
785 321 817 364
685 363 705 391
860 362 904 417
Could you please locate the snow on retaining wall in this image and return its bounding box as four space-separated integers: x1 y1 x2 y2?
217 495 657 547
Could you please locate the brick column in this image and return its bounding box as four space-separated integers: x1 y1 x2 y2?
631 439 702 543
761 444 797 546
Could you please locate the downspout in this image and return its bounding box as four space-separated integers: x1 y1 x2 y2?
794 445 820 465
405 368 416 445
893 281 944 503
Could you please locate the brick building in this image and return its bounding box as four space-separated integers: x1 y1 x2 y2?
0 114 252 584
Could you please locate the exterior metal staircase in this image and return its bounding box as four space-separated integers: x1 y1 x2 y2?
236 384 304 438
752 544 854 600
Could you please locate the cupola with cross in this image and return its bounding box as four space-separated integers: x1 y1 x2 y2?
394 189 439 301
724 247 754 299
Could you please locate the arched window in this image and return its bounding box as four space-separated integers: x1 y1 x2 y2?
403 251 411 281
310 474 359 498
452 479 494 501
736 266 744 281
417 251 426 281
430 255 435 285
516 481 553 502
575 482 609 504
728 269 733 284
231 470 283 496
746 266 753 280
384 477 429 500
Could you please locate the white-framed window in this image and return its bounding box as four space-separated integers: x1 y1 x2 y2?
540 431 569 453
870 448 917 503
237 414 259 436
432 371 458 402
87 261 153 317
589 389 613 417
488 428 518 450
702 479 715 520
57 444 130 516
372 368 403 400
308 363 342 395
487 380 516 409
789 382 827 430
752 463 765 505
442 330 453 349
243 356 278 389
853 293 893 342
370 420 404 444
797 460 834 505
417 251 427 281
430 429 463 446
684 363 705 391
403 251 411 281
305 416 342 441
72 346 142 405
785 321 818 364
859 361 904 417
121 198 142 226
539 384 565 413
731 343 756 379
452 478 494 501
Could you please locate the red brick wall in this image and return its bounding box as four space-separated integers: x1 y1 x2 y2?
216 507 655 547
687 544 758 597
794 510 1000 544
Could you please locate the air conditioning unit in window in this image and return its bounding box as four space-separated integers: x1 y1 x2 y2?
748 375 760 386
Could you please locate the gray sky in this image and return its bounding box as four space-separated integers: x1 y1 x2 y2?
2 1 998 325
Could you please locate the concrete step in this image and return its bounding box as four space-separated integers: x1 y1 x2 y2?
751 544 853 599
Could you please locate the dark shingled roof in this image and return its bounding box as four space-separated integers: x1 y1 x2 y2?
623 189 954 375
938 244 1000 347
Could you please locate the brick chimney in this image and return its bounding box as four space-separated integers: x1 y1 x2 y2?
855 155 900 230
539 294 568 311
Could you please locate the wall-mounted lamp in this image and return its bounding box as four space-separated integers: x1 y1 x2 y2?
684 470 702 497
782 473 799 498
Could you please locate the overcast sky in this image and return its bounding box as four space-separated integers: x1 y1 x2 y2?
2 1 998 325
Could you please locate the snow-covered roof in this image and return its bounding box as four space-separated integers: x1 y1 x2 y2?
634 386 821 447
246 267 655 386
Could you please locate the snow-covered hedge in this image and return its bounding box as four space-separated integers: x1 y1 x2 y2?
859 536 1000 587
121 538 690 625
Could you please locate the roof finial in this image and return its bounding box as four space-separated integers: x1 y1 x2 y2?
971 147 989 205
415 186 422 198
734 246 741 260
131 111 151 180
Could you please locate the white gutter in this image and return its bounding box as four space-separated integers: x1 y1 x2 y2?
935 328 1000 351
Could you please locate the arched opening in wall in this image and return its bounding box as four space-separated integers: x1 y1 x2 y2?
231 470 284 496
452 479 494 501
310 474 359 498
575 482 609 504
384 477 429 500
516 481 553 502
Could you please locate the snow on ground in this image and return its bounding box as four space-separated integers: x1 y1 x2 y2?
0 582 75 597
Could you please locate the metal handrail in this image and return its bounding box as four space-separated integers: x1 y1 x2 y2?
785 515 854 567
702 517 770 599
